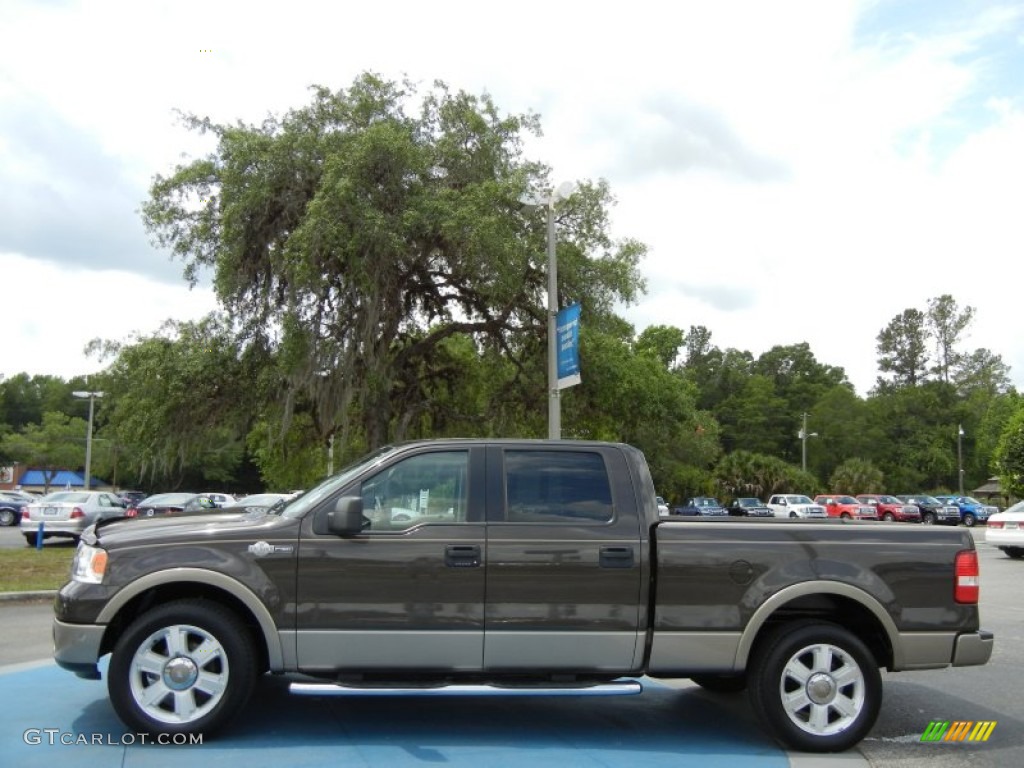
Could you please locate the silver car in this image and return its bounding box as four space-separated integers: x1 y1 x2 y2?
20 490 127 546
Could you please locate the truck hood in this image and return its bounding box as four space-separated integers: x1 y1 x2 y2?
86 510 293 549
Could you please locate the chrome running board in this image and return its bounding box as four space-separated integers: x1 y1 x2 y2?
289 680 644 697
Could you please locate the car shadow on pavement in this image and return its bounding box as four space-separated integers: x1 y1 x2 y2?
17 672 793 767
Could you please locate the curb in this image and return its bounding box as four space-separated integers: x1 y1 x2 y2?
0 590 57 602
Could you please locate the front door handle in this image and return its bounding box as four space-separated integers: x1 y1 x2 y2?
445 544 481 568
599 546 634 568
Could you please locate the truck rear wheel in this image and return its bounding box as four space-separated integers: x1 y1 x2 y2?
748 620 881 752
963 512 976 527
108 599 257 736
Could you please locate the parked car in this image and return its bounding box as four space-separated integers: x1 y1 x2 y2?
766 494 828 518
118 490 147 507
727 497 773 517
813 495 878 520
897 495 961 526
200 492 237 507
0 492 32 527
855 494 922 523
19 490 128 546
672 497 727 516
986 500 1024 559
656 496 670 517
933 495 997 527
127 492 200 518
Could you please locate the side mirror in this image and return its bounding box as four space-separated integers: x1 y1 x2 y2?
328 496 366 535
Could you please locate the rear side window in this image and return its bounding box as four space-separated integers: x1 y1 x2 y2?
504 450 613 523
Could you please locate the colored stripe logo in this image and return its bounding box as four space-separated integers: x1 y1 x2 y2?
921 721 996 742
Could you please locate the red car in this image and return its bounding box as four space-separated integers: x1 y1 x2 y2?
856 494 922 523
813 494 878 520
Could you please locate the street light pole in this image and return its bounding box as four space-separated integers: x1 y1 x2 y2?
546 198 559 440
799 412 818 473
72 391 104 490
958 424 965 496
520 182 575 440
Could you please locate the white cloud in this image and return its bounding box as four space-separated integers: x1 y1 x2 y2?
0 0 1021 396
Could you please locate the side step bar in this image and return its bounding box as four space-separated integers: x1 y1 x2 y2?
290 680 644 697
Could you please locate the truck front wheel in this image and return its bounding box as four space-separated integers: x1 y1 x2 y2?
748 621 881 752
108 599 257 736
962 513 976 527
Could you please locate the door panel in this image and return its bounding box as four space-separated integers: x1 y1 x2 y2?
295 448 486 673
483 446 645 672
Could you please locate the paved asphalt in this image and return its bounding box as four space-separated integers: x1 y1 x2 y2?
1 654 818 768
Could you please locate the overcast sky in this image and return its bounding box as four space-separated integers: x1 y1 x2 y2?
2 0 1022 396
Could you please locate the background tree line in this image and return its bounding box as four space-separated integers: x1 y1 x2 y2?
2 73 1022 502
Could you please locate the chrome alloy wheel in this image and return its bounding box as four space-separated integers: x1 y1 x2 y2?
777 642 866 736
128 623 230 725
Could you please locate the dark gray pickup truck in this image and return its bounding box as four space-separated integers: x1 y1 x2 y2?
54 439 993 752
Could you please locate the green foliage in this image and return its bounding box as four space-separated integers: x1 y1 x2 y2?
876 308 929 388
142 73 646 453
829 458 884 495
927 295 974 385
995 405 1024 498
93 314 254 488
0 411 88 492
714 450 815 499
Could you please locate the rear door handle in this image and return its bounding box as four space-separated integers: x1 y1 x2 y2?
599 546 635 568
445 544 481 568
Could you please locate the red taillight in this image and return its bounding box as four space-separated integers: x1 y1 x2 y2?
987 521 1004 529
126 508 137 518
70 507 85 519
954 550 980 604
21 509 30 520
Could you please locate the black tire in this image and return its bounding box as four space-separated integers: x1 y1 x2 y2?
108 599 257 736
0 508 15 527
789 512 798 519
24 532 39 547
691 673 747 693
748 620 881 753
840 513 851 520
882 512 895 522
1005 547 1024 560
921 512 936 525
963 513 976 528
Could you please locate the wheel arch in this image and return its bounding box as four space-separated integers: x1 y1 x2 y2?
735 581 899 671
97 568 283 673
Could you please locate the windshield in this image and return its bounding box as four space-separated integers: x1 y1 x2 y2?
878 496 900 503
836 496 858 504
278 445 401 519
738 498 761 506
961 497 982 505
790 496 813 504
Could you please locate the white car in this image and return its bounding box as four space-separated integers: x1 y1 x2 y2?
656 496 670 517
986 500 1024 559
20 490 128 546
766 494 828 519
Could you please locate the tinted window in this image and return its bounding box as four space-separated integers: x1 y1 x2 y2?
504 451 613 523
360 451 468 531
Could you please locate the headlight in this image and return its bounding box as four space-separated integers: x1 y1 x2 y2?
71 543 108 584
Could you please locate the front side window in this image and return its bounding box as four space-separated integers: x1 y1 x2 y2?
504 450 613 523
360 451 468 531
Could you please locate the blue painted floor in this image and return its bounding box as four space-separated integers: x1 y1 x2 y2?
2 661 790 767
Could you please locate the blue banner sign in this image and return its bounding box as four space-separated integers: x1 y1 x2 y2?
556 303 581 390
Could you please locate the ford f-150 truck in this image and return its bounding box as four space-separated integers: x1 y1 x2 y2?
53 439 993 753
934 495 997 527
